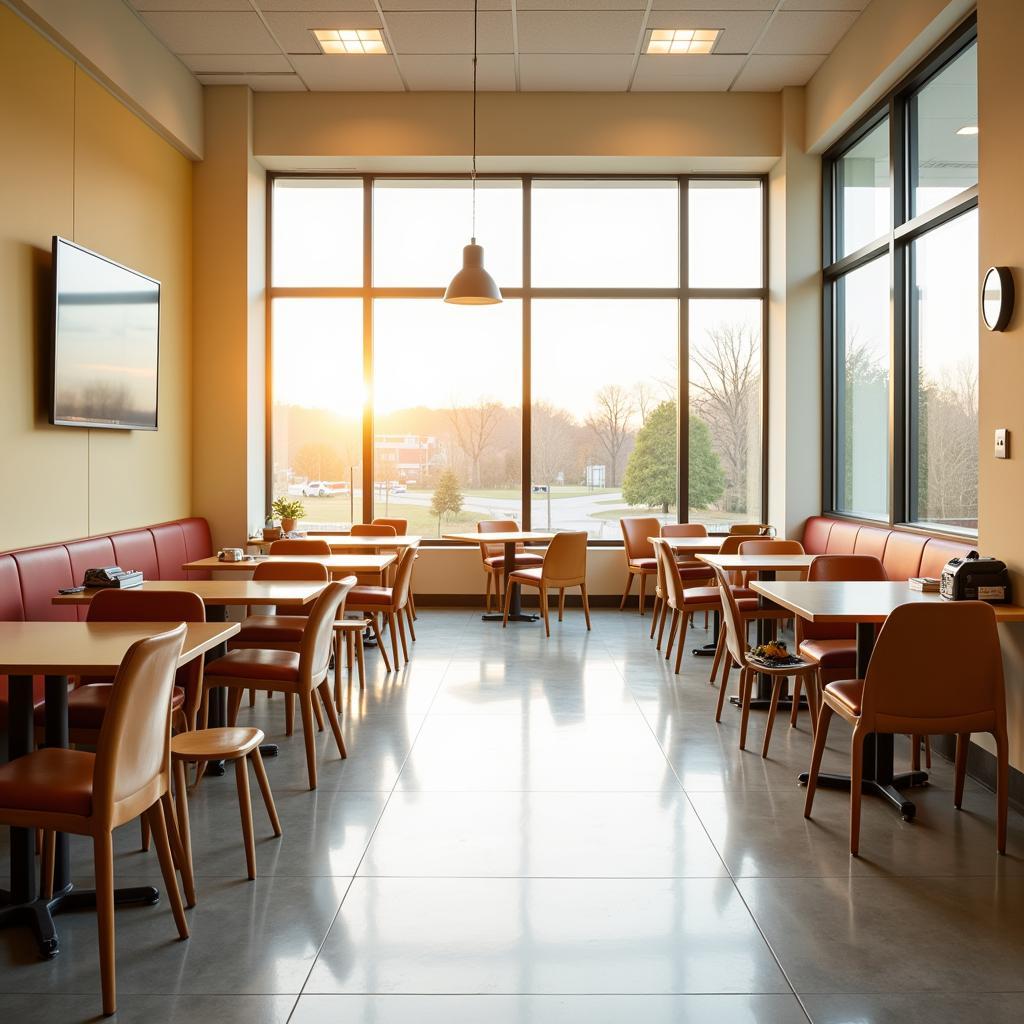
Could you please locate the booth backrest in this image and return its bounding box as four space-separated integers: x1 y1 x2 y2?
801 516 972 582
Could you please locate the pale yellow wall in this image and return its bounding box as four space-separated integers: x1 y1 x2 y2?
0 7 192 550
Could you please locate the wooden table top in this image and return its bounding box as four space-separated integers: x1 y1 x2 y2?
444 531 555 545
650 536 725 553
251 535 419 551
699 553 815 572
0 621 240 675
183 553 395 575
749 580 1024 624
52 580 329 607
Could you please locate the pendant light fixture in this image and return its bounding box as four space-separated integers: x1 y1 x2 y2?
444 0 502 305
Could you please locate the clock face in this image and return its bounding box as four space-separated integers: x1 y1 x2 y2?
983 266 1013 331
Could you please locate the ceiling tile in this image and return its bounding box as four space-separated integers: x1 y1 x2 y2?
139 12 279 54
259 0 388 8
378 0 510 8
651 0 775 9
632 53 743 91
399 53 516 90
645 10 771 54
130 1 250 10
264 11 383 55
182 53 294 73
781 0 869 10
517 0 646 9
755 10 859 54
519 53 635 90
196 73 307 91
731 52 827 90
517 12 645 55
384 13 513 54
289 52 405 89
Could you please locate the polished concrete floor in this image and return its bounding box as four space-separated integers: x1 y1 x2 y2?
1 608 1023 1023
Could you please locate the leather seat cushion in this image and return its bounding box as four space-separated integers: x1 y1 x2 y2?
205 648 300 684
629 558 657 571
235 614 307 643
347 586 394 606
485 554 544 569
39 684 184 731
825 678 863 716
0 747 94 816
681 587 720 606
509 567 544 584
799 638 856 669
677 566 714 582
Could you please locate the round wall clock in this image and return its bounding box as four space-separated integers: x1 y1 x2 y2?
982 266 1014 332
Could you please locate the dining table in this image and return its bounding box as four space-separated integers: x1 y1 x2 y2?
444 531 554 622
749 579 1024 820
250 534 420 553
184 552 396 582
698 552 814 705
0 619 238 958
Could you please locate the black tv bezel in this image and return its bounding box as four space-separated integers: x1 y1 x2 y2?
49 235 161 431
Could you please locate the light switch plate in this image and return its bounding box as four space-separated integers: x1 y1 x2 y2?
995 428 1009 459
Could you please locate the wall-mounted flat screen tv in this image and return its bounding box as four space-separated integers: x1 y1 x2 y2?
50 236 160 430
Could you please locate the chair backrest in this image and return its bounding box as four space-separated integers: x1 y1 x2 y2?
253 561 330 582
390 546 418 607
799 554 886 643
661 523 708 538
729 523 773 536
654 540 684 610
712 564 749 667
372 518 408 535
351 523 397 537
738 539 805 556
620 517 661 560
863 602 1005 726
542 531 587 583
92 624 186 826
712 535 748 584
269 539 332 555
299 578 356 686
84 589 205 709
477 519 519 560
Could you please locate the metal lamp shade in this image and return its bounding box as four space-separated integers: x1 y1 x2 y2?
444 242 503 305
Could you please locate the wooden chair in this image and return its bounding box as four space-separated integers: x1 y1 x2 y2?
619 516 661 615
371 518 408 534
333 617 369 701
345 548 418 670
2 626 190 1016
503 531 590 636
268 538 332 555
729 523 775 536
477 519 543 613
372 519 418 627
805 601 1009 856
712 563 818 757
202 580 355 790
659 523 714 625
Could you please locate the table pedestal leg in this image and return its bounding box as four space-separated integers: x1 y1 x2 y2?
692 610 720 657
482 540 539 623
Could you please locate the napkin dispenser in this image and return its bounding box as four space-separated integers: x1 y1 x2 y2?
939 551 1011 603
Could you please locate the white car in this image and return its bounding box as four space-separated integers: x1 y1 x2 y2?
389 484 407 495
303 480 342 497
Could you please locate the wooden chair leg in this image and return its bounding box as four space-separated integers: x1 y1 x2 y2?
234 757 257 880
41 830 56 900
250 748 282 836
620 571 633 610
248 688 256 708
387 612 401 669
146 802 189 940
639 573 647 616
714 662 734 723
925 735 932 769
540 585 550 637
356 632 366 690
954 732 970 808
673 608 689 674
396 610 410 663
312 691 325 732
580 583 591 631
649 594 661 639
370 615 392 672
804 705 834 819
664 609 680 662
94 830 117 1016
911 733 922 772
789 677 803 728
655 598 668 650
228 686 244 727
319 681 348 759
710 624 727 683
409 590 417 621
738 668 754 751
558 588 565 622
995 727 1009 854
850 725 865 856
299 692 318 790
284 691 295 736
140 814 151 852
173 758 196 907
762 675 784 758
334 632 343 709
405 603 416 641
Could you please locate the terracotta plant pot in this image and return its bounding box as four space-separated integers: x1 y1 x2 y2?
281 517 298 533
262 526 282 541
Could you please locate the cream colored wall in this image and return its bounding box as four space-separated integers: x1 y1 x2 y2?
0 7 192 550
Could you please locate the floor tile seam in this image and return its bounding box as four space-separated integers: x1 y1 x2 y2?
290 611 473 1009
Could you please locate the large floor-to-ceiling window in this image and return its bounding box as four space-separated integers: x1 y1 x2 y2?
270 176 766 538
824 21 978 534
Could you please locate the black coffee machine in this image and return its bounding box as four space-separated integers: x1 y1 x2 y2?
939 551 1011 603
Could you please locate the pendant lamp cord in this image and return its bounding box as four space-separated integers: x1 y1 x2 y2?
471 0 478 243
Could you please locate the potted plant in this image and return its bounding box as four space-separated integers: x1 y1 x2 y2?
271 496 305 535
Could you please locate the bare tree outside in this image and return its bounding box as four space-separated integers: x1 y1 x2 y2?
586 384 635 487
449 400 504 488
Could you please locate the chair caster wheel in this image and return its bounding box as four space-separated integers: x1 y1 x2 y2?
40 938 59 960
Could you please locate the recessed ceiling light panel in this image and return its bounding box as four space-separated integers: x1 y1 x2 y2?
313 28 388 55
645 29 721 55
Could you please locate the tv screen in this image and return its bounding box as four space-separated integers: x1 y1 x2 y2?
50 237 160 430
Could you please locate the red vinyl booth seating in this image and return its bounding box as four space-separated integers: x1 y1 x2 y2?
799 517 974 581
0 517 212 727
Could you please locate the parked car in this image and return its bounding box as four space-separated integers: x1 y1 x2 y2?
303 480 347 497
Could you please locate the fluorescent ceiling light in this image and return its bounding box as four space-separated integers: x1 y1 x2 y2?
956 125 979 136
646 29 721 55
313 29 388 55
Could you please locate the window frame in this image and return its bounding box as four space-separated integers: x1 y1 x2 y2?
822 15 978 539
267 173 769 543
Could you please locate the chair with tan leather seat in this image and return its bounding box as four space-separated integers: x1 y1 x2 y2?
374 518 418 631
268 538 332 555
804 601 1009 856
372 518 408 535
503 531 590 636
345 547 417 670
202 579 355 790
655 539 724 674
729 523 775 536
478 519 543 613
619 516 661 615
5 626 190 1017
711 563 818 757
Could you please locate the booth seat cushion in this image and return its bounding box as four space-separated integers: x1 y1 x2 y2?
180 517 214 581
825 522 861 554
882 532 928 581
12 546 76 622
151 523 189 581
801 517 834 555
853 526 889 561
111 529 160 581
0 554 25 621
919 538 974 579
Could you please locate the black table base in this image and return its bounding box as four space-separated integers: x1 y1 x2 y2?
482 540 538 623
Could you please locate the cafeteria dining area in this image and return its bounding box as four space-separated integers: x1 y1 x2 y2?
3 1 1024 1021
